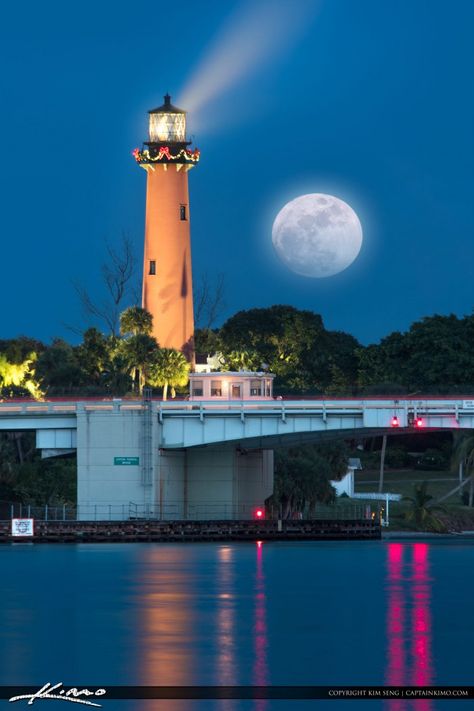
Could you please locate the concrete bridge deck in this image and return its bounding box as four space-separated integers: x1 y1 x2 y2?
0 397 472 447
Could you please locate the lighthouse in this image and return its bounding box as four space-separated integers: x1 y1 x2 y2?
133 94 200 359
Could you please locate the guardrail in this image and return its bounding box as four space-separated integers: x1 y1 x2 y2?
0 398 473 417
3 501 374 522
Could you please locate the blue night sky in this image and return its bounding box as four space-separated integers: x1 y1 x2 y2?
0 0 473 345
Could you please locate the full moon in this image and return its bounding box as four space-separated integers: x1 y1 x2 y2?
272 193 363 278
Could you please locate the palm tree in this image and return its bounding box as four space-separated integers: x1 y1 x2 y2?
448 432 474 507
403 481 447 532
149 349 190 401
219 350 261 371
120 306 153 337
120 334 158 394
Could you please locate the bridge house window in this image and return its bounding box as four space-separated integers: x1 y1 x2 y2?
180 204 187 220
231 384 242 399
250 380 262 396
265 380 272 397
192 380 203 397
211 380 222 397
149 260 156 275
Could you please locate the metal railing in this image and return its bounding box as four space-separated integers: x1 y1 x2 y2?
4 500 374 522
0 398 473 417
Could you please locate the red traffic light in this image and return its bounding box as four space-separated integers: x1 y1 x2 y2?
255 508 264 519
415 417 424 428
391 416 399 428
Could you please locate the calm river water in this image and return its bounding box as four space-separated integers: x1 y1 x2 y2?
0 539 472 710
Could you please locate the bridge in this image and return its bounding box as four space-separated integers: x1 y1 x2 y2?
1 398 472 520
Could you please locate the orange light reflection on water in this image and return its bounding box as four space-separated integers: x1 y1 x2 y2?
136 543 270 710
138 547 196 711
216 545 237 711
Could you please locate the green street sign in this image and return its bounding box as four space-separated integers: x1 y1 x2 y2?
114 457 140 466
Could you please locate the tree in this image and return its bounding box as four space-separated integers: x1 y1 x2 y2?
149 349 190 400
100 350 133 395
357 332 409 391
219 306 361 394
0 352 42 399
0 336 44 364
219 349 262 372
403 481 447 532
323 331 360 394
357 312 474 394
35 340 84 393
120 306 153 337
73 234 139 336
193 272 226 330
120 334 159 394
271 442 347 518
75 328 112 385
194 328 221 358
0 434 19 498
404 314 474 391
219 305 323 392
15 458 76 506
448 433 474 507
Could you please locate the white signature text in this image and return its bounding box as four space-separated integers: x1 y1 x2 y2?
9 682 107 706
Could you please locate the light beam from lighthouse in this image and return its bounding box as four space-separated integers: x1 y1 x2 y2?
133 94 200 361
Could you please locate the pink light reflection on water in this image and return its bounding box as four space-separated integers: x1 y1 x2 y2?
386 543 407 711
410 544 433 711
385 543 434 711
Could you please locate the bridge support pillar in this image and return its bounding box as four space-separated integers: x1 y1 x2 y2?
157 446 273 520
75 407 273 520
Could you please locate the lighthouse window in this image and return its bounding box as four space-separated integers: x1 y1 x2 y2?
180 205 187 221
149 260 156 275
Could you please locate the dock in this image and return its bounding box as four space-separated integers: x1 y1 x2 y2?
0 519 380 543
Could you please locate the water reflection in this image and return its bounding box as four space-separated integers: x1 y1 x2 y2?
387 543 406 694
254 541 268 711
216 545 237 711
138 546 196 711
410 544 433 711
386 543 433 711
136 543 269 711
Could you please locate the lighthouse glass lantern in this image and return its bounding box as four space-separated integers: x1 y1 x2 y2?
148 94 187 144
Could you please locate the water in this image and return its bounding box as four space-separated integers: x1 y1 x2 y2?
0 539 472 710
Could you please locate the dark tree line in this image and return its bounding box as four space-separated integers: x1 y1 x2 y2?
2 305 474 400
197 307 474 396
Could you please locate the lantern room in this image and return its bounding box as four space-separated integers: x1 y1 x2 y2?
148 94 187 145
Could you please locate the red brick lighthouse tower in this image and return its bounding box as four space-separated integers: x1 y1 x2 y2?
133 94 200 359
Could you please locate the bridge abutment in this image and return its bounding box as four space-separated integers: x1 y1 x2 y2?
75 408 273 520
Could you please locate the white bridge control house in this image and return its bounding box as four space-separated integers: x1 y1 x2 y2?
1 386 474 520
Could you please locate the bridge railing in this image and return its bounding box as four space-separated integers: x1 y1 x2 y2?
0 398 473 417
